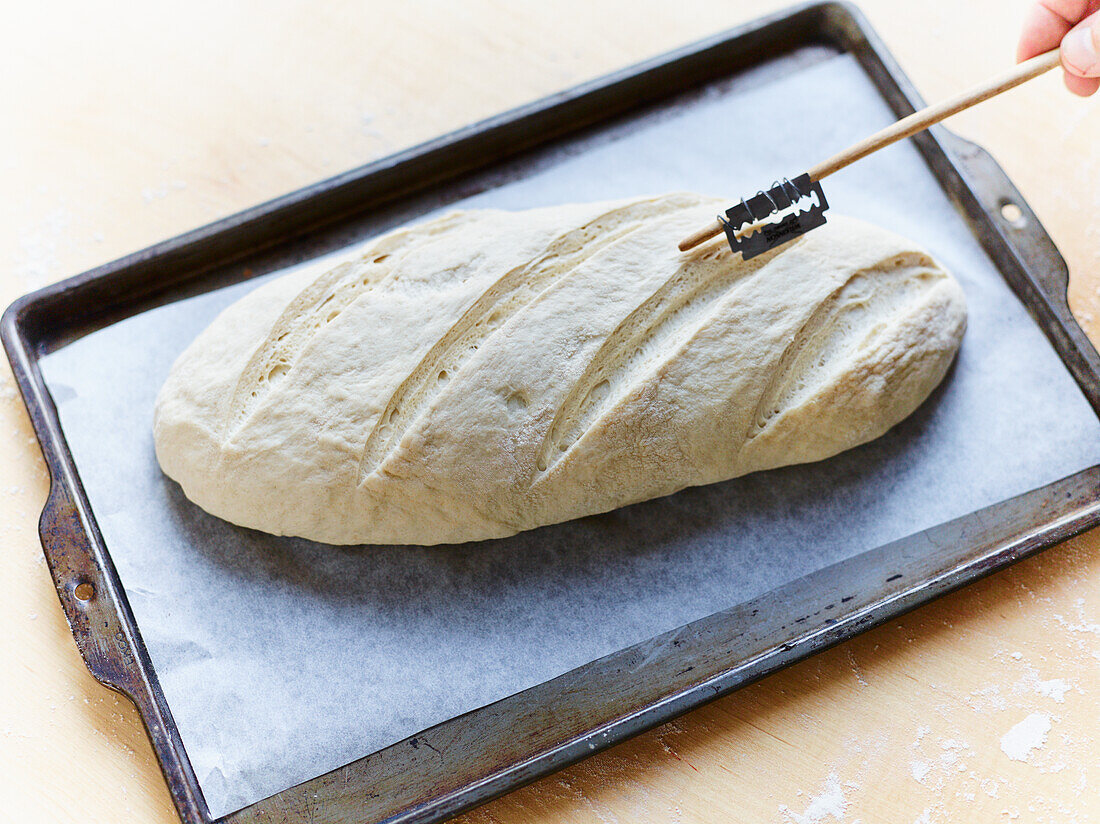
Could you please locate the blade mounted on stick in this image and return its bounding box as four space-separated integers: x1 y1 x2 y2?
718 173 829 260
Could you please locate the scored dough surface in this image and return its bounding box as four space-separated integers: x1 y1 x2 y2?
153 193 967 545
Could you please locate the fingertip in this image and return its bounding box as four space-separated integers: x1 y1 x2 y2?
1064 71 1100 95
1017 3 1074 61
1016 35 1036 63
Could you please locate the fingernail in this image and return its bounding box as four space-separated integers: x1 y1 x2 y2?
1062 25 1100 77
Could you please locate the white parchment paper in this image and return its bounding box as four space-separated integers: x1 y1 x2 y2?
39 52 1100 817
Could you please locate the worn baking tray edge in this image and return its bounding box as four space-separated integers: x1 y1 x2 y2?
5 2 1100 823
231 467 1100 824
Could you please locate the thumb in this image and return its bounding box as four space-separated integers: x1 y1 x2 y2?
1062 10 1100 77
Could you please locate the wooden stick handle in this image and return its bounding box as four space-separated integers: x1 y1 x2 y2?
808 48 1061 181
678 48 1062 253
677 221 726 252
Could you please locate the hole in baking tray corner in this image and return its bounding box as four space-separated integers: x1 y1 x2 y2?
999 201 1025 228
73 582 95 602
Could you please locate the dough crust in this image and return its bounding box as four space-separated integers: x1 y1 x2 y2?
154 194 967 545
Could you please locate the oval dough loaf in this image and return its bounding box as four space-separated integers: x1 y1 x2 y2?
154 193 967 545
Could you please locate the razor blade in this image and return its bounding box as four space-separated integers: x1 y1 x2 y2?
717 173 829 260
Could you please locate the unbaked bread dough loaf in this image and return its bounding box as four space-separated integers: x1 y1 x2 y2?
154 193 967 545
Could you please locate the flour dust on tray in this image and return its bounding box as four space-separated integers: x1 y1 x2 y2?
153 193 967 545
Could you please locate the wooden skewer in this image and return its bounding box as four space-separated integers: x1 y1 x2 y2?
677 48 1063 253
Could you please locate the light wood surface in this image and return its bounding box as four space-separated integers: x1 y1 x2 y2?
3 2 1099 822
679 47 1063 251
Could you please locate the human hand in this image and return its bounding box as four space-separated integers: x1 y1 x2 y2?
1018 1 1100 96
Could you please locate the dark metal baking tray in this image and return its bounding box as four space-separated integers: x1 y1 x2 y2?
6 2 1100 822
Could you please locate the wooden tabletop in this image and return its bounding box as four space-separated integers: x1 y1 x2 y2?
3 1 1098 821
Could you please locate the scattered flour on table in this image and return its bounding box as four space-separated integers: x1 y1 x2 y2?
1035 679 1070 703
0 376 17 403
1052 612 1100 636
780 772 846 823
15 206 71 290
938 739 969 770
1008 662 1076 704
141 180 188 202
910 760 930 783
361 113 384 140
845 648 868 687
967 682 1007 711
972 657 1080 711
1000 713 1052 762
